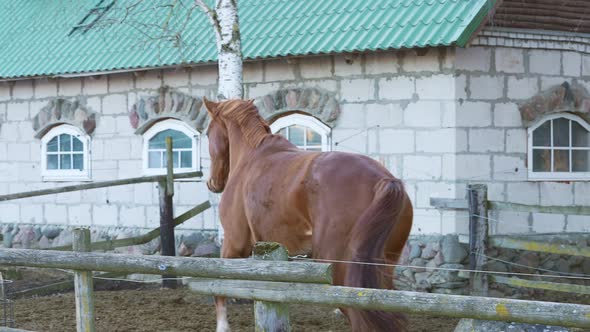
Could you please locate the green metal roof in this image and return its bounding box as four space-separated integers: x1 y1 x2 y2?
0 0 495 79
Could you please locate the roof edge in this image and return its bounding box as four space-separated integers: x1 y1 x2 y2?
456 0 499 47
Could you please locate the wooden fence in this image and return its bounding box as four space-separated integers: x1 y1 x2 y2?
431 184 590 297
0 137 207 289
2 230 590 331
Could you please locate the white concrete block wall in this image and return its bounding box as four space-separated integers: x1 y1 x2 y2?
0 68 218 234
455 46 587 235
0 46 588 238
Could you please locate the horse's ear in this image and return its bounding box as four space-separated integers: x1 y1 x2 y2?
247 99 255 105
203 97 217 117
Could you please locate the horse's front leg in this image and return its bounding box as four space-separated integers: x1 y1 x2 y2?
215 237 252 332
215 296 230 332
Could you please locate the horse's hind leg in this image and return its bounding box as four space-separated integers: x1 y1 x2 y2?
215 234 252 332
215 296 230 332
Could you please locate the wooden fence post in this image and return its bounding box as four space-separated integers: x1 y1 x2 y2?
253 243 290 332
73 228 95 332
158 136 178 289
468 184 488 297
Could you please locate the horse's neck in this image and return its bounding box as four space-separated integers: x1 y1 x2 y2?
226 122 268 169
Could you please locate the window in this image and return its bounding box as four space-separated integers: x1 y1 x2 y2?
270 113 331 151
41 125 91 181
142 119 200 175
528 113 590 180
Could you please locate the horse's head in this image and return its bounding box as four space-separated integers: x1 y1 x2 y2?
203 97 230 193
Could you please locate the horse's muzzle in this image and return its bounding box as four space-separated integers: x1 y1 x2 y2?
207 178 224 193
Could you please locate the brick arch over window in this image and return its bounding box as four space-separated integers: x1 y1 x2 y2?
32 98 97 138
254 87 341 125
129 86 207 135
519 81 590 127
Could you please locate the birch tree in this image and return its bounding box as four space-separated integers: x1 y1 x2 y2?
195 0 243 100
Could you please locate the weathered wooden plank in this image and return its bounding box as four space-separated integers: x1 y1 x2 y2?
0 171 202 202
489 201 590 216
430 198 468 210
253 243 290 332
0 249 332 284
51 201 211 251
186 279 590 329
159 180 177 289
489 236 590 258
165 137 175 196
73 229 95 332
468 184 488 297
491 275 590 295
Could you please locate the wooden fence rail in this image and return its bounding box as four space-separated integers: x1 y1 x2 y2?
0 137 204 288
51 201 211 252
430 197 590 216
0 249 333 284
0 171 202 202
187 278 590 329
4 245 590 330
433 185 590 298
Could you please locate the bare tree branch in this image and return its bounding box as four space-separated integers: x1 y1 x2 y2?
195 0 221 38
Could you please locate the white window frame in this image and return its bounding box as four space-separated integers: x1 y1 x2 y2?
527 113 590 181
270 113 332 151
142 119 200 175
41 125 91 182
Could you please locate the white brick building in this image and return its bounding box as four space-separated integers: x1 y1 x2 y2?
0 0 589 250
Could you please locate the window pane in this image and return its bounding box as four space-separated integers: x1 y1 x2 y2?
173 151 179 168
47 155 58 169
532 149 551 172
553 118 569 147
47 137 58 152
307 129 322 145
60 134 72 152
149 129 192 149
73 154 84 170
181 151 192 168
278 128 287 137
533 121 551 146
573 150 590 172
306 147 322 152
73 137 83 151
60 154 72 170
553 150 570 172
572 121 590 147
288 125 305 146
148 151 161 168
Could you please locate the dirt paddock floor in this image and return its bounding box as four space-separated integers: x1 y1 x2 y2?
8 268 460 332
15 288 460 332
7 268 590 332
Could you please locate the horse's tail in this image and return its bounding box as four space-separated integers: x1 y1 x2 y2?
345 178 408 332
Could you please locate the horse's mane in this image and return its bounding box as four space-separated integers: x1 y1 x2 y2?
218 99 271 148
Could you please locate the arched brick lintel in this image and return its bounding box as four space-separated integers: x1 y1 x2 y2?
254 87 341 126
519 81 590 127
129 86 207 135
32 98 97 139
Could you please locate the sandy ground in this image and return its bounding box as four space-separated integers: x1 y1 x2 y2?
15 287 459 332
7 268 459 332
8 267 590 332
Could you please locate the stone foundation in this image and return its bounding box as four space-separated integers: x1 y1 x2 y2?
396 233 590 297
1 224 219 258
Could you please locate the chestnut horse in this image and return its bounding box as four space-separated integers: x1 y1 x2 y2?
203 98 413 332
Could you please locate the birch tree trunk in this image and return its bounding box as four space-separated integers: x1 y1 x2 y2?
196 0 243 100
